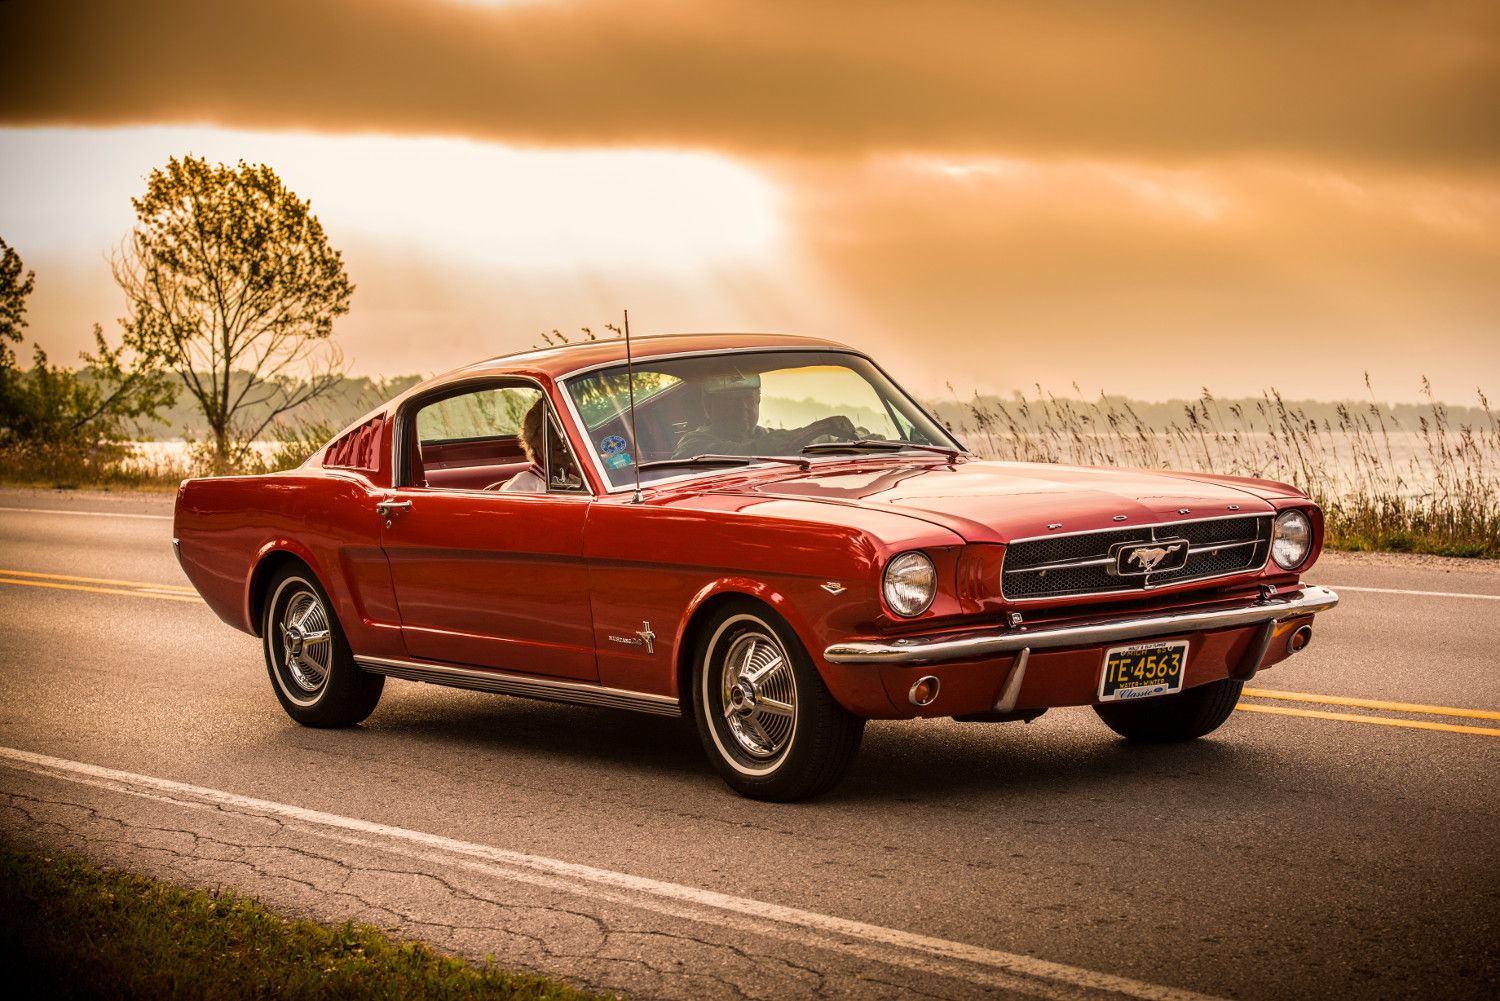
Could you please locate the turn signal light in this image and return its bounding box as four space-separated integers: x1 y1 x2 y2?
909 675 941 707
1287 625 1313 654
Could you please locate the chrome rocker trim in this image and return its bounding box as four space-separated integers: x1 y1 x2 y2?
354 656 682 717
823 586 1340 666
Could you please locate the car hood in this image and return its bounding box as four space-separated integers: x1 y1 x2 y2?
723 459 1283 544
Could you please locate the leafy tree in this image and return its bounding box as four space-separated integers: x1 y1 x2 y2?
114 156 353 471
0 237 36 374
4 329 177 456
0 238 176 475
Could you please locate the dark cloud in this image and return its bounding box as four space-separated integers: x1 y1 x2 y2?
1 0 1496 165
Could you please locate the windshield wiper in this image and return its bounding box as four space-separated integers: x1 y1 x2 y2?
800 439 964 461
637 454 812 472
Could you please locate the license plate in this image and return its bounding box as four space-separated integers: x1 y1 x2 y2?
1098 640 1189 702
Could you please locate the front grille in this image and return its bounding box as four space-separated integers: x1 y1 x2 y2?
1001 515 1271 600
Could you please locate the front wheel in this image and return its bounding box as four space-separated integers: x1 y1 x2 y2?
262 566 383 727
1092 677 1244 742
692 601 864 801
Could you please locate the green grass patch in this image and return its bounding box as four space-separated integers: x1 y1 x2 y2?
0 470 182 493
0 843 607 1000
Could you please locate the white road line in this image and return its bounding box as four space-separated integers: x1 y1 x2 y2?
0 506 172 521
1323 584 1500 601
0 745 1223 1001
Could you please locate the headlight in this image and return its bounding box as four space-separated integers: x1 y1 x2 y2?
884 551 936 617
1271 510 1313 570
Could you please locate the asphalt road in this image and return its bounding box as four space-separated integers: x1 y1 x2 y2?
1 488 1495 1000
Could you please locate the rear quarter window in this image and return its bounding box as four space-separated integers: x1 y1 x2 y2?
324 417 384 471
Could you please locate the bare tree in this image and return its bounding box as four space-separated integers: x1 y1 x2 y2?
115 156 353 471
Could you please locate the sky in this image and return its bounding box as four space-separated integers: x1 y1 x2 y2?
1 0 1496 402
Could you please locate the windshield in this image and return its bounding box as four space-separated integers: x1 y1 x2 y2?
563 350 962 488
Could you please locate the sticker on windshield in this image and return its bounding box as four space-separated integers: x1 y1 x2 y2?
605 453 634 469
599 434 628 456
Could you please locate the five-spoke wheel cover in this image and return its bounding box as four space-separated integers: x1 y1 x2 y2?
718 628 797 761
275 582 332 698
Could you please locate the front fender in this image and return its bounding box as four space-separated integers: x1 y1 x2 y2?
674 575 898 717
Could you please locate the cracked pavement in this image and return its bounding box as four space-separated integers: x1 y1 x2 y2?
0 759 1090 1001
1 489 1497 999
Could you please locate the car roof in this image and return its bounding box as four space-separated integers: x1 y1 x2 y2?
354 332 862 432
450 331 855 382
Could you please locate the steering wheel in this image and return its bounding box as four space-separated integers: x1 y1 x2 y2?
786 416 859 451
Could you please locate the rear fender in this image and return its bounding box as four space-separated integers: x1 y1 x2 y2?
245 539 328 637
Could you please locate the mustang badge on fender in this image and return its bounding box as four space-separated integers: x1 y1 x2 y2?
608 622 656 654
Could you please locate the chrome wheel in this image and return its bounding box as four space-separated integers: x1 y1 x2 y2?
261 565 383 727
279 587 332 695
708 620 798 767
692 601 865 800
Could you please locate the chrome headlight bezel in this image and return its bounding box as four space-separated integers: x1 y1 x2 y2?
883 550 937 618
1271 509 1313 570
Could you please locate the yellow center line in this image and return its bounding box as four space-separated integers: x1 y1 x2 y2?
0 577 202 603
1242 687 1500 722
1235 703 1500 737
0 568 198 593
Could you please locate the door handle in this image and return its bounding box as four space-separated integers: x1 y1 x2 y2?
375 500 412 516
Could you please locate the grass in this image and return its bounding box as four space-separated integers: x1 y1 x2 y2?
941 377 1500 559
0 445 189 491
0 842 606 1000
0 419 338 491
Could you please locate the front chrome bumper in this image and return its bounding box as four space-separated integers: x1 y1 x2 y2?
824 585 1340 666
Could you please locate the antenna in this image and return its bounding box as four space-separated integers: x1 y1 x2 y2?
623 309 644 504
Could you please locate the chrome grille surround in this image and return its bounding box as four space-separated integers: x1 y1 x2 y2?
1001 514 1273 601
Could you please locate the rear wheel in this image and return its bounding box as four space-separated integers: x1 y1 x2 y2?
692 600 864 801
262 566 383 727
1092 677 1243 742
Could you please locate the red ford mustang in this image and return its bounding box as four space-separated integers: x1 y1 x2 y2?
174 333 1338 800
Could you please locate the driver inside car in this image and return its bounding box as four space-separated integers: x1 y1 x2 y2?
672 372 858 458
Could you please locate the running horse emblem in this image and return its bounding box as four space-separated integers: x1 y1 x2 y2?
1127 542 1186 572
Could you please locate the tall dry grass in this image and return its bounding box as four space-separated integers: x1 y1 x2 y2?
946 378 1499 558
0 420 339 490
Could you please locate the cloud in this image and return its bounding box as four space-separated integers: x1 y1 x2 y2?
774 156 1500 399
2 0 1496 166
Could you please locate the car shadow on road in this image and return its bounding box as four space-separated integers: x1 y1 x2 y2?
858 720 1266 792
838 714 1284 805
302 683 711 781
267 682 1304 807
